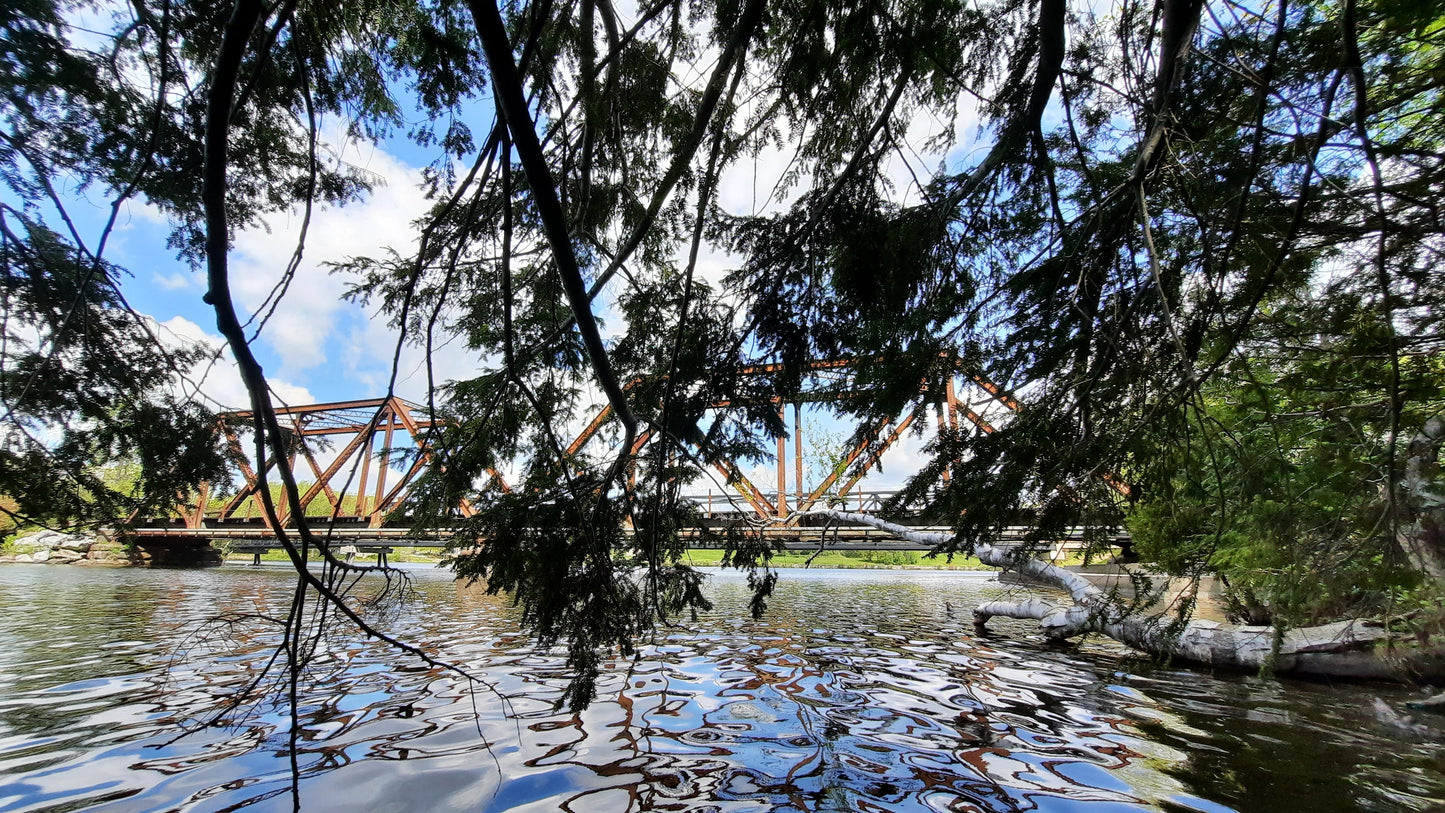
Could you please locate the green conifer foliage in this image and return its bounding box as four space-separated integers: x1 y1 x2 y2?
4 0 1443 694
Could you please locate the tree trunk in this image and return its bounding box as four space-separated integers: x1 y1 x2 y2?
1399 417 1445 582
791 510 1445 681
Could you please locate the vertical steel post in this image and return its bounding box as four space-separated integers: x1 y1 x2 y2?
946 377 959 431
189 482 210 529
794 402 803 504
776 405 787 517
356 427 375 519
372 409 395 527
279 447 298 522
944 377 959 484
936 397 950 484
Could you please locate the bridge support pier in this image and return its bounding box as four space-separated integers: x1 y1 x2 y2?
252 551 262 566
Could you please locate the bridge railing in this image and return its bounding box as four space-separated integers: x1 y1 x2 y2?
678 489 923 519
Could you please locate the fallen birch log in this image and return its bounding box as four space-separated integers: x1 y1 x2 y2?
787 510 1445 680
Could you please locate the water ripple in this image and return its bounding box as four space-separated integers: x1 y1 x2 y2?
0 565 1440 812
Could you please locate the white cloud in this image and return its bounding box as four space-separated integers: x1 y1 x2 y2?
340 304 489 403
116 196 172 228
717 139 812 217
691 239 741 288
154 315 315 410
740 409 940 498
152 271 199 291
715 89 984 221
228 146 432 378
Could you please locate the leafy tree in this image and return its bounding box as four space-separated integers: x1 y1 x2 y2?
350 0 1444 680
0 0 388 529
3 0 1444 697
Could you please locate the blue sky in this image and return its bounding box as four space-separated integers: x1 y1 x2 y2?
61 140 478 414
75 78 1005 491
97 108 993 397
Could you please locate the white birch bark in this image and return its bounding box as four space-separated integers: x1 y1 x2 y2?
1398 417 1445 582
787 509 1435 679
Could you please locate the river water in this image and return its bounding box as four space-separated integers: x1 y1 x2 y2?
0 563 1440 812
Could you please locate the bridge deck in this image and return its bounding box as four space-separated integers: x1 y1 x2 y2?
132 524 1119 554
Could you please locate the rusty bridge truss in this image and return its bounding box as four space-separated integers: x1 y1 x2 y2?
162 361 1027 540
182 396 457 530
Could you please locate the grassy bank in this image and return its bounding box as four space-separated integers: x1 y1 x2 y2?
223 547 993 570
678 548 992 569
223 547 447 565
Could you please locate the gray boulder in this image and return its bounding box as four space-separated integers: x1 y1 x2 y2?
58 536 92 552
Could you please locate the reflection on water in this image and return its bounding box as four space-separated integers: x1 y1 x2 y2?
0 564 1440 812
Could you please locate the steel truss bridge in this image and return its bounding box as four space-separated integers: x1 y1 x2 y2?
133 361 1125 559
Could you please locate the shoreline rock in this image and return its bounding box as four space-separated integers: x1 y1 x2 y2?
1 530 223 568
